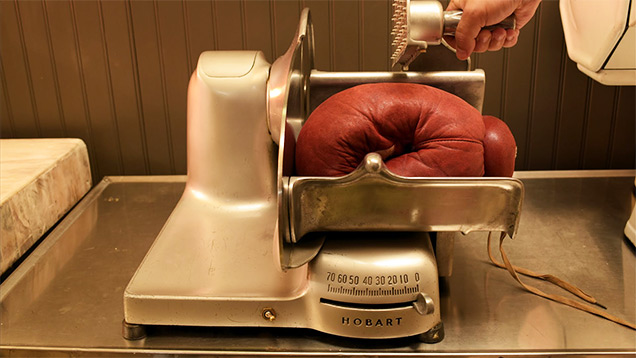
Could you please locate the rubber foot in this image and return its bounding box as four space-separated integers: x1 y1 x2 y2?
420 322 444 343
122 320 147 340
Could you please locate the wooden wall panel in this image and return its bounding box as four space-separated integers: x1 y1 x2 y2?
72 0 124 176
526 1 564 170
475 50 505 118
1 1 39 138
184 1 216 72
272 0 301 59
500 14 538 172
244 0 274 62
156 1 189 174
554 53 590 170
214 0 244 51
610 87 635 169
100 0 148 175
44 0 98 176
304 0 331 70
1 0 633 182
17 1 66 138
361 0 389 71
0 59 13 137
129 1 174 174
583 82 620 169
332 1 360 71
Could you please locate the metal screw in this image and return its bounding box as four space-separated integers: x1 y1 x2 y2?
413 293 435 315
262 308 276 321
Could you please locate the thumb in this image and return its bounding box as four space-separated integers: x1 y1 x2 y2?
453 9 485 59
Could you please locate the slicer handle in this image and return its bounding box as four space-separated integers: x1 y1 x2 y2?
443 11 516 36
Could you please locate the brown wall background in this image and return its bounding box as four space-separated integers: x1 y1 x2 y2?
1 0 634 181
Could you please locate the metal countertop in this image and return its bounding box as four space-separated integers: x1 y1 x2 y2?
1 172 635 357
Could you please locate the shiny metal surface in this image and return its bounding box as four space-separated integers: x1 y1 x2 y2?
390 0 515 70
271 9 487 273
124 51 310 326
270 8 315 266
1 173 635 356
287 153 523 243
408 0 444 44
308 69 486 113
124 29 445 339
442 12 516 36
123 12 492 339
267 8 313 145
305 232 442 339
311 232 439 307
391 0 441 69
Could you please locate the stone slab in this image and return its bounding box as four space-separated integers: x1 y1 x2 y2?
1 138 91 275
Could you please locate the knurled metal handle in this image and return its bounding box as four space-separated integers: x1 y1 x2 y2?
443 11 516 36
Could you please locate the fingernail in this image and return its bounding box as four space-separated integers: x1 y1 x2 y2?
506 35 514 41
456 48 468 59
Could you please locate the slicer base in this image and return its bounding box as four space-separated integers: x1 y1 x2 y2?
420 322 444 343
123 233 443 341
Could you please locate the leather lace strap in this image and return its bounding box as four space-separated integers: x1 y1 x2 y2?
487 232 636 330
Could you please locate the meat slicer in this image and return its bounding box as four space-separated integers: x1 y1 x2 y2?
123 6 523 342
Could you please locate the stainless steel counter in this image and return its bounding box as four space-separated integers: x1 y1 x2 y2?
1 172 635 357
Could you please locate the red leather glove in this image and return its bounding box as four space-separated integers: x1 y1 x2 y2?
295 83 515 177
482 115 516 177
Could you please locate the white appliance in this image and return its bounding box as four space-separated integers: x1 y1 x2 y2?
561 0 636 85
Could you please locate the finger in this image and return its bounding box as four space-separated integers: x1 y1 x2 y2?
488 28 507 51
515 0 542 29
443 35 457 49
503 29 519 48
445 0 461 12
453 7 487 59
454 22 481 59
474 30 491 53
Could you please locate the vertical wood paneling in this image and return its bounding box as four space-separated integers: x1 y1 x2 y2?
554 53 591 170
244 0 274 62
502 15 538 172
272 0 301 59
214 0 244 51
18 1 66 137
582 82 619 169
72 0 122 176
156 0 189 174
0 58 15 137
0 0 633 181
0 1 39 138
475 50 505 118
304 0 331 70
184 1 216 72
45 0 98 177
609 87 636 168
100 0 148 175
129 0 174 174
332 1 359 71
526 1 564 170
361 0 389 71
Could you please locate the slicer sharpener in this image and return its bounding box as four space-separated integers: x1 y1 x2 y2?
391 0 516 70
123 7 523 342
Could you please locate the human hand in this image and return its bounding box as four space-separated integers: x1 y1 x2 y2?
445 0 542 60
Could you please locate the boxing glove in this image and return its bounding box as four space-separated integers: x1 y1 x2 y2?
482 115 516 177
296 83 516 177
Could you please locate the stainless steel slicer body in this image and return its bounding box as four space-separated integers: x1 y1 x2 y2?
123 8 523 342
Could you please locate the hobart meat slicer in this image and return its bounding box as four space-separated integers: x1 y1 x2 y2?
123 5 523 342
